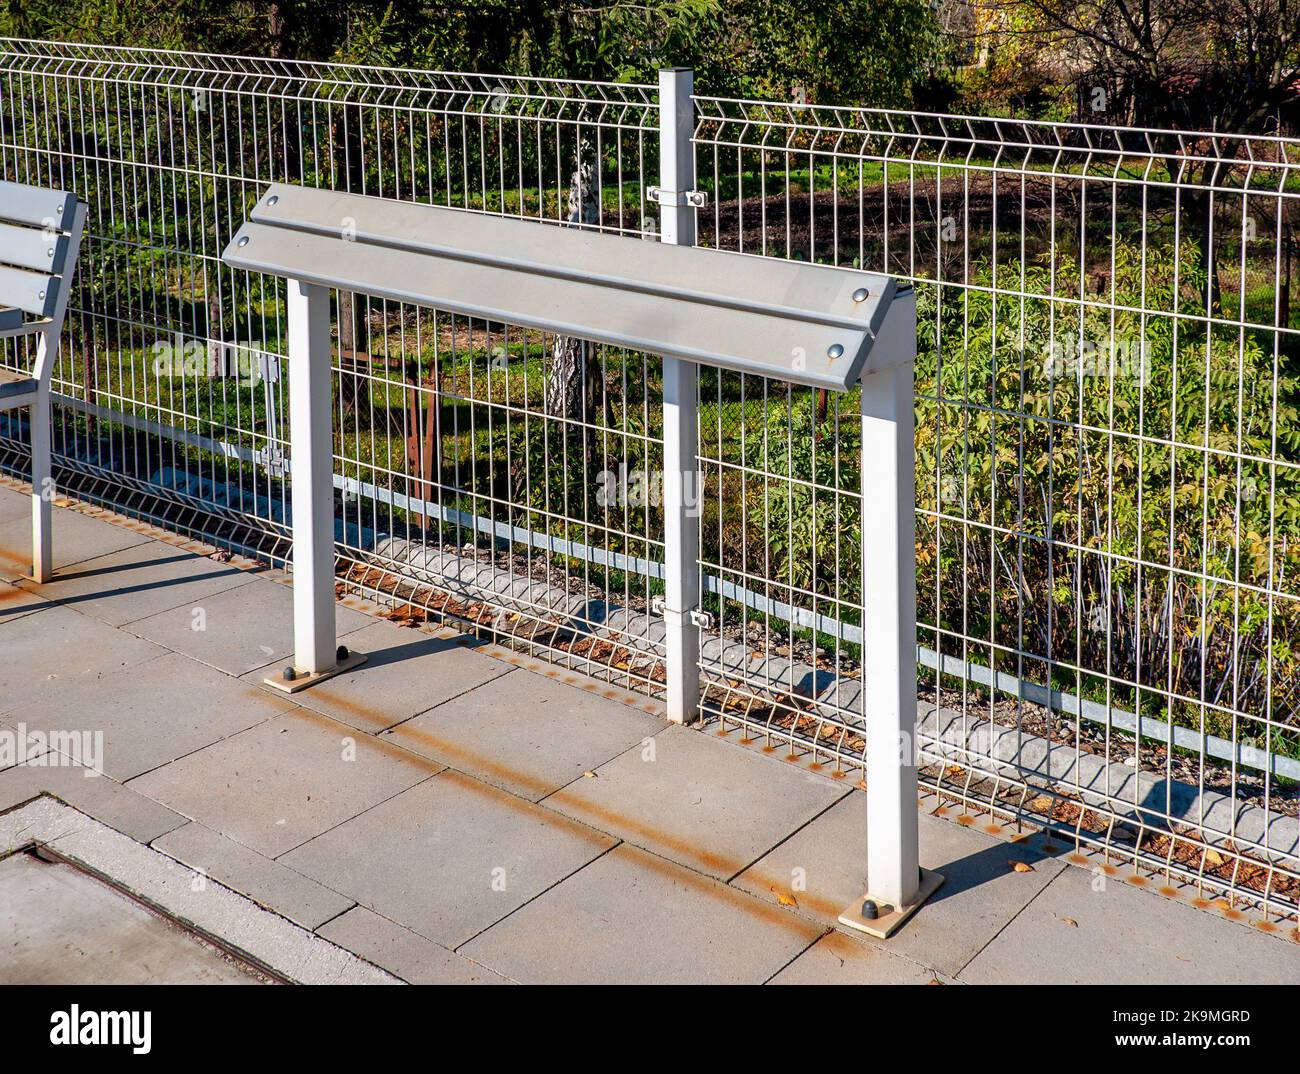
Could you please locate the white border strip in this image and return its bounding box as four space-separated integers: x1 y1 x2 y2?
0 796 398 985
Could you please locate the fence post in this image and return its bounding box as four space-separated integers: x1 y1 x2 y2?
29 350 52 583
840 289 942 938
658 67 701 724
287 279 336 675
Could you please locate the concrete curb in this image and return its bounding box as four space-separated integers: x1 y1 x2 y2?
0 796 399 985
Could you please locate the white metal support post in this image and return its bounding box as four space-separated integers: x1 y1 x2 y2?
29 336 53 583
657 67 702 725
29 201 85 584
839 290 942 939
267 277 365 692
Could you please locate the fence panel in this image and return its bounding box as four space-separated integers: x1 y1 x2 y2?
0 38 669 690
693 98 1300 920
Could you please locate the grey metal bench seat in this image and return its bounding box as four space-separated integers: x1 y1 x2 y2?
0 367 38 401
0 179 87 582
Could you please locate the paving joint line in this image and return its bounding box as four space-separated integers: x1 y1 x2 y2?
949 864 1062 981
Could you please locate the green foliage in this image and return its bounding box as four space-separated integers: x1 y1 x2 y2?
740 393 860 596
915 238 1300 742
701 0 944 105
1 0 945 104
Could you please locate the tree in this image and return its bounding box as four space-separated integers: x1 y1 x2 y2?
699 0 945 105
985 0 1300 132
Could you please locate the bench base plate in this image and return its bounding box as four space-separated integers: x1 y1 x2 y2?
837 868 944 939
262 650 367 693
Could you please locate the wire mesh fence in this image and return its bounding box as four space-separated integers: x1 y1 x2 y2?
693 98 1300 921
3 37 1299 924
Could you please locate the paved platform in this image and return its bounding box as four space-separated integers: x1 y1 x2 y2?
0 851 264 985
1 484 1298 984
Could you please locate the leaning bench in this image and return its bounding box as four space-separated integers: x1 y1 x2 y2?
222 179 938 939
0 179 86 582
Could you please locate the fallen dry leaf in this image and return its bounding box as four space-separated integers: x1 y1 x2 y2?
1028 794 1054 813
1010 861 1036 873
1204 850 1226 867
771 887 798 908
1060 916 1079 928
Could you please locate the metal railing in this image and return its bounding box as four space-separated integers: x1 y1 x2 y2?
3 37 1299 925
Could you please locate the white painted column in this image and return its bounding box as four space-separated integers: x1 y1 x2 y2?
860 297 920 909
29 335 52 584
658 67 701 724
286 278 337 674
28 203 85 584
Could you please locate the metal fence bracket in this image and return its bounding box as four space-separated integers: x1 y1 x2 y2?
688 608 714 631
650 598 713 632
646 185 707 208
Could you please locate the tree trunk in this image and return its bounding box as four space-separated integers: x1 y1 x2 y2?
267 3 302 182
1282 222 1293 331
334 101 368 427
545 140 600 421
337 290 368 429
268 3 288 56
80 310 96 442
207 289 224 379
405 346 441 531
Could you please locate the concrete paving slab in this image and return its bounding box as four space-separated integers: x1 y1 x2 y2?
958 862 1300 984
281 769 617 948
383 672 665 801
0 603 167 714
0 578 52 623
129 577 375 676
0 725 38 774
460 842 823 984
316 906 512 984
3 796 397 984
544 725 848 880
0 851 263 984
0 766 189 844
152 821 355 930
0 552 22 583
5 652 295 780
734 791 1066 978
767 930 948 984
0 484 30 524
16 540 261 626
0 505 152 580
128 709 439 858
248 619 515 732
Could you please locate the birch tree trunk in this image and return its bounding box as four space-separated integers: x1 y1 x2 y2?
545 141 600 421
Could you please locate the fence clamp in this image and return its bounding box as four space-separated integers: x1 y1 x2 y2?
255 446 288 478
688 608 714 631
647 185 708 209
650 597 714 632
